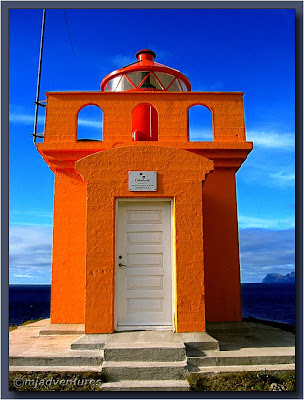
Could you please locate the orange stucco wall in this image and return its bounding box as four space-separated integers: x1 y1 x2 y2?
37 91 252 331
42 91 246 145
50 169 86 323
203 168 242 322
76 146 213 333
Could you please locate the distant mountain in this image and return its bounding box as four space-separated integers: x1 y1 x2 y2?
262 272 295 284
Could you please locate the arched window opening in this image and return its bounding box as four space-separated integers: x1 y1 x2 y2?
188 105 213 142
77 105 103 141
132 103 158 141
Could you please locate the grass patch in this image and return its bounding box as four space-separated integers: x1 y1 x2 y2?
188 370 295 391
9 372 107 391
22 318 43 326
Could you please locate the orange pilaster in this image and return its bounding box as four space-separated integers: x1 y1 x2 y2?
203 168 242 322
50 170 86 323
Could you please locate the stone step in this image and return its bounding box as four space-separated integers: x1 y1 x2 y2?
71 334 110 350
103 342 186 362
9 350 103 367
180 332 219 351
9 366 103 372
100 380 191 391
189 363 296 375
102 360 188 381
39 323 85 336
187 350 295 368
70 331 219 351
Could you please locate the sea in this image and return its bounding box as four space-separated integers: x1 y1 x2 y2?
9 283 295 327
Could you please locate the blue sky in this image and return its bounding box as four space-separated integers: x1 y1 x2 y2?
9 8 295 284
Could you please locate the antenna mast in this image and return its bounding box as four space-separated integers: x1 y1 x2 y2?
33 9 46 144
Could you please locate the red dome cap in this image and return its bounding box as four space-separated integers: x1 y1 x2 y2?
101 49 191 92
135 49 156 61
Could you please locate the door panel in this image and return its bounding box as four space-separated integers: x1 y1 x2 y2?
116 200 172 329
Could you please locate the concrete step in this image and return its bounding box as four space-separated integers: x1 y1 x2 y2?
71 334 110 350
103 342 186 362
39 323 85 336
9 366 103 372
180 332 219 351
102 360 188 381
9 350 103 367
189 363 296 375
70 331 219 351
187 349 295 368
100 380 191 391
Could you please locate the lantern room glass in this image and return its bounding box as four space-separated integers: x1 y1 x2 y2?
106 71 189 92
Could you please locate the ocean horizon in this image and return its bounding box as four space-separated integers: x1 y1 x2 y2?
9 283 295 327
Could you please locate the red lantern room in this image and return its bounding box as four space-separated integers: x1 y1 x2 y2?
101 49 191 141
100 49 191 92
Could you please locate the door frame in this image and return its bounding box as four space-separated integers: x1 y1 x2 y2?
114 198 175 331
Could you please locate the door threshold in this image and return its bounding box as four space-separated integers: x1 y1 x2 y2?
116 325 174 332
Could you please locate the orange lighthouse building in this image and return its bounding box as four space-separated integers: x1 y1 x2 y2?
37 49 252 334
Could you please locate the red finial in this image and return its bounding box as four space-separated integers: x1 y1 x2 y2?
136 49 156 62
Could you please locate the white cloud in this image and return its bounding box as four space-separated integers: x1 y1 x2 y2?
188 127 294 150
239 216 295 230
108 50 172 69
78 118 102 129
239 228 295 283
9 112 102 130
237 154 295 190
188 129 213 141
110 53 135 68
246 131 294 150
9 226 52 284
195 81 224 91
14 274 37 279
9 113 45 126
269 171 295 185
11 209 53 218
10 209 53 227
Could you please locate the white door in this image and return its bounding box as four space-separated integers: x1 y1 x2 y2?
116 200 173 330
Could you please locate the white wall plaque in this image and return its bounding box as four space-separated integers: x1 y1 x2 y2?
128 171 157 192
